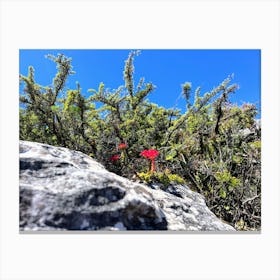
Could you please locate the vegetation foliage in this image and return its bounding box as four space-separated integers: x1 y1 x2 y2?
19 51 261 230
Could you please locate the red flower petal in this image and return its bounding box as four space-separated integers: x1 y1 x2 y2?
118 143 127 149
110 154 120 161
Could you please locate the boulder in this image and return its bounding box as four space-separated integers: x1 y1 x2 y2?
19 141 235 231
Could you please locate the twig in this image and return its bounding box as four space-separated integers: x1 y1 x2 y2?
242 194 261 205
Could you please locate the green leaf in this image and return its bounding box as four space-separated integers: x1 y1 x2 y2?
165 150 177 161
219 188 227 199
51 105 60 112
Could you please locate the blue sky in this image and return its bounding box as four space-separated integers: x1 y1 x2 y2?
19 49 261 117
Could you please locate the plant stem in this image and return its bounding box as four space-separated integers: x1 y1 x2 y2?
151 159 155 173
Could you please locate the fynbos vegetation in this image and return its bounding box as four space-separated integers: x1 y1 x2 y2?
19 51 261 230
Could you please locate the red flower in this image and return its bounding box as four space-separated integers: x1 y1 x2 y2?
110 154 120 162
140 149 159 172
118 143 127 150
140 149 159 160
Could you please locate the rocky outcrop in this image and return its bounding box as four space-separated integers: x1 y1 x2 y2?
19 141 235 231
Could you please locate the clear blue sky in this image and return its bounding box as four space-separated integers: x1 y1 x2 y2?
19 49 261 117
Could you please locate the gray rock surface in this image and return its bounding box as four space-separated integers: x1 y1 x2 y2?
19 141 235 231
